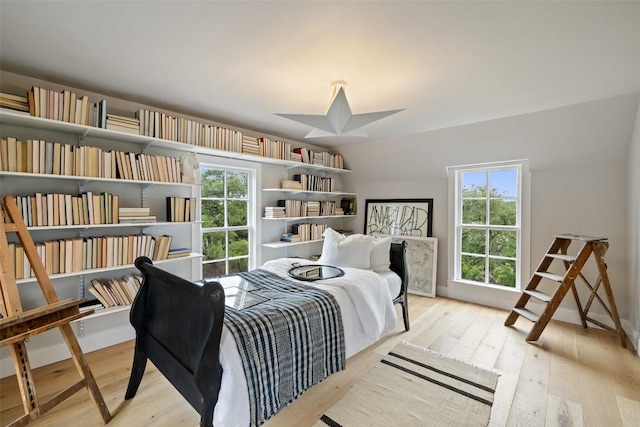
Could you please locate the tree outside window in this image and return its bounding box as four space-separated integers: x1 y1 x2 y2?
457 167 520 288
201 167 250 277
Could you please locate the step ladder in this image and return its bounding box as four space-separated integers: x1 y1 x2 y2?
505 234 629 348
0 196 112 426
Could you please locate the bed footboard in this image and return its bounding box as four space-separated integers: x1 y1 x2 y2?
125 257 225 427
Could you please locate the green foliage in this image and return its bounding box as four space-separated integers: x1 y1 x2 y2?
460 182 517 287
200 168 250 276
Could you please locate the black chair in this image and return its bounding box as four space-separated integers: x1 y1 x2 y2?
389 241 410 331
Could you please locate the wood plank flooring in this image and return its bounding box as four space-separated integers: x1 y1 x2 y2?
1 295 638 426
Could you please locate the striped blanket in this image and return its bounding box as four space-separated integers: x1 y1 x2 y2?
223 269 345 426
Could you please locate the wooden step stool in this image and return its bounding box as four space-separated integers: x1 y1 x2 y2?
0 196 111 426
505 234 630 349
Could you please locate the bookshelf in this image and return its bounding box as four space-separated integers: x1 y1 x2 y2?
0 110 201 344
261 170 357 249
0 75 355 374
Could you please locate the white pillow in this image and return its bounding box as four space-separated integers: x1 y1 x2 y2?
369 235 392 272
319 228 373 269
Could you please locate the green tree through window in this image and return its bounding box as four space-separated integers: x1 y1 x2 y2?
201 167 251 277
459 168 519 287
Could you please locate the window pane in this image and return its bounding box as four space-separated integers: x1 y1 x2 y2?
462 200 486 224
489 258 516 287
462 172 486 197
228 200 247 226
461 228 486 254
203 261 226 278
228 258 249 274
489 199 517 225
461 255 485 282
490 169 517 197
489 230 517 258
201 169 225 198
229 230 249 257
202 200 224 228
203 232 226 261
227 172 248 198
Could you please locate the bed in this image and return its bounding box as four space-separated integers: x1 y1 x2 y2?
125 235 409 427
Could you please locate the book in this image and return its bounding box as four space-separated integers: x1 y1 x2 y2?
119 207 151 217
118 216 156 223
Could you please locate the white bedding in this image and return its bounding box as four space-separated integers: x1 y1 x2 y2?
213 258 398 426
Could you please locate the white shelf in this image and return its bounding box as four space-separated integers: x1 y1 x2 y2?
262 238 324 248
262 188 357 196
75 304 131 321
0 171 194 187
26 221 194 231
16 253 202 285
262 215 356 221
0 109 351 173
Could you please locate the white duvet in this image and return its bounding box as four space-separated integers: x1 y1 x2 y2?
212 258 398 426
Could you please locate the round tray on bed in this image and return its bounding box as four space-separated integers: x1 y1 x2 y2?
288 265 344 281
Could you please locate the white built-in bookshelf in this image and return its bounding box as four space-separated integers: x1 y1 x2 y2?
0 76 355 374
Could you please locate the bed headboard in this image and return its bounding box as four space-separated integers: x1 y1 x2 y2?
125 256 225 426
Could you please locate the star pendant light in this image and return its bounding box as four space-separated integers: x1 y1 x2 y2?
276 81 404 138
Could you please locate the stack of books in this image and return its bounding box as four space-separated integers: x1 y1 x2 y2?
280 180 303 190
306 201 320 216
118 207 156 224
1 92 29 112
242 135 260 155
106 114 140 135
280 233 301 243
167 247 191 259
264 207 286 218
79 299 104 313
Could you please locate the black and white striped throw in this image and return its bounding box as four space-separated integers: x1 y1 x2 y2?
224 269 345 426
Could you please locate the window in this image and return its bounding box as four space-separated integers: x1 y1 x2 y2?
448 160 529 290
200 166 252 277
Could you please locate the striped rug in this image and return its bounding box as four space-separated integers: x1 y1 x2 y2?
314 342 499 427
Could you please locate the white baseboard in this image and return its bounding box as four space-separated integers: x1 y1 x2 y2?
0 325 135 379
437 283 634 344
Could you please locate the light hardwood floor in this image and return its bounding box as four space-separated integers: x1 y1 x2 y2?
1 295 638 426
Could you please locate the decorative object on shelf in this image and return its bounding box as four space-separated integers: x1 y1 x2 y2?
180 152 199 184
364 198 433 237
276 81 404 138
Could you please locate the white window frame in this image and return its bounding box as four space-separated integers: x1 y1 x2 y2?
200 163 255 277
447 159 530 293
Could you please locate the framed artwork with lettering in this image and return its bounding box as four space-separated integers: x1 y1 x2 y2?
364 198 433 237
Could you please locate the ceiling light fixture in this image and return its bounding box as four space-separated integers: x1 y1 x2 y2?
276 81 404 138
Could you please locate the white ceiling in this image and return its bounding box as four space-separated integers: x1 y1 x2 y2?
1 1 639 148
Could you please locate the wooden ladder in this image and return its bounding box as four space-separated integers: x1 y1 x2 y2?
0 196 111 426
505 234 630 348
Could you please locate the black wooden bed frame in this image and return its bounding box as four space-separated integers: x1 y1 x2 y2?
124 242 408 426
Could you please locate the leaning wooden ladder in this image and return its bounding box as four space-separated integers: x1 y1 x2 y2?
505 234 629 348
0 196 111 426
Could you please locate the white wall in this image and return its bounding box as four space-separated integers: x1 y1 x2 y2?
628 100 640 352
339 94 640 331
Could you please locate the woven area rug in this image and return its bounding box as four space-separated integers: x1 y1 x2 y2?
314 342 500 427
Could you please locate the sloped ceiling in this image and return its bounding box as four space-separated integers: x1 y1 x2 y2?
1 1 639 148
